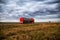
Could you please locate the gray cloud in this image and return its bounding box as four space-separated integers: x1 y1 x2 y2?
0 0 60 22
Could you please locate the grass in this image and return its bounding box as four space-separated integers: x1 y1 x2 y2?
0 22 60 40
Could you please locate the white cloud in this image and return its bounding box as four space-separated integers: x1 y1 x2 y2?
0 18 60 22
0 20 19 22
35 18 60 22
34 14 59 19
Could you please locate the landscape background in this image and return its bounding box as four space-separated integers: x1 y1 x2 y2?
0 0 60 40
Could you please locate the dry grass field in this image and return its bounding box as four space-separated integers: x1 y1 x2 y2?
0 22 60 40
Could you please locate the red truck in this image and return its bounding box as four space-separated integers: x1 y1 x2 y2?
20 17 34 24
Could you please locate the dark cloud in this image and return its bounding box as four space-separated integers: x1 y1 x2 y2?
0 0 5 3
58 3 60 11
0 6 2 12
0 0 8 4
45 0 60 4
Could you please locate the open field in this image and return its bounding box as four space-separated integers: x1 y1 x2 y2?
0 22 60 40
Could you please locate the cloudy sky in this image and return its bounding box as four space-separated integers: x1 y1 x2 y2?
0 0 60 22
